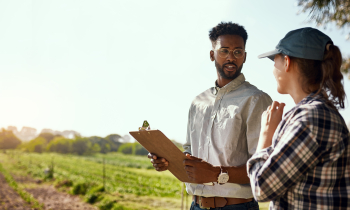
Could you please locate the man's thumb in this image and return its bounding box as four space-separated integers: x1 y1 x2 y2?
186 154 202 161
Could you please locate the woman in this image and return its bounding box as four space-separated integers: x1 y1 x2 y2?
247 27 350 209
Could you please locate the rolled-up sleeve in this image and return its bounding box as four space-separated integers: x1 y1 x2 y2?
183 106 192 154
247 121 320 202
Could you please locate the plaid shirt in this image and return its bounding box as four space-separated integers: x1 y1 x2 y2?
247 92 350 210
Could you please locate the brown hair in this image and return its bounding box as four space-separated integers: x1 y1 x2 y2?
288 44 345 109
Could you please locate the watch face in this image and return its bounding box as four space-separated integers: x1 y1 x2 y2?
218 173 229 184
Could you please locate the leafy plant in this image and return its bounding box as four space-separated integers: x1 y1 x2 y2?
85 185 105 204
71 182 90 195
98 198 116 210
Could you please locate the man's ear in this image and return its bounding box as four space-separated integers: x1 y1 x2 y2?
210 50 215 61
243 52 247 63
284 55 291 72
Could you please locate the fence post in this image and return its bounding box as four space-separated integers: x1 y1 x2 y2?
185 187 188 210
181 182 184 210
47 156 55 179
103 157 106 190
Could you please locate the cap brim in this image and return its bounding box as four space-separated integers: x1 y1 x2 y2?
258 49 280 61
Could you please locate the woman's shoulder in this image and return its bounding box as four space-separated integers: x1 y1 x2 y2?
292 100 338 121
290 100 348 136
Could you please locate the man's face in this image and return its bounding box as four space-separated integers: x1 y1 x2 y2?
210 34 246 81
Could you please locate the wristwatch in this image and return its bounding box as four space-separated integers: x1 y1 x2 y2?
217 166 229 185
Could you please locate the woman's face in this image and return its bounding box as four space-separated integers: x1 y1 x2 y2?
273 54 289 94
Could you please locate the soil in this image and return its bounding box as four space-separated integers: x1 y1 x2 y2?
0 173 32 210
25 186 97 210
0 173 97 210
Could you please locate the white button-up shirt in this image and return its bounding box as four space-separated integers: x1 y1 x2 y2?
183 73 272 199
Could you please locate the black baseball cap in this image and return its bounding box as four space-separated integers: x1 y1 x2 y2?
258 27 333 61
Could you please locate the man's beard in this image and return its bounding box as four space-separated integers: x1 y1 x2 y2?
215 61 243 80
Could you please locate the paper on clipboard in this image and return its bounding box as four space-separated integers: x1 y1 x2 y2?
129 130 191 183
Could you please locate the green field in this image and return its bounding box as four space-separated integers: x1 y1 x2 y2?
0 151 269 210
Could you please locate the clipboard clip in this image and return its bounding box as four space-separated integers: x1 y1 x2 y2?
139 120 151 131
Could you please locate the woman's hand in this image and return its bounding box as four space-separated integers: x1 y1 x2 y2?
257 101 285 151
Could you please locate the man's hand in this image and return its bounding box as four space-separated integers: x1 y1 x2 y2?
257 101 285 151
183 154 220 184
147 153 169 171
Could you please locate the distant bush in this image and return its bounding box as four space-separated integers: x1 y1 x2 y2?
117 143 148 156
18 137 46 153
46 137 71 154
38 133 60 143
133 143 148 156
34 144 43 153
117 143 133 155
71 138 91 155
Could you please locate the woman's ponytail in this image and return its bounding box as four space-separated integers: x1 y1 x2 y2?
291 44 346 110
319 44 345 109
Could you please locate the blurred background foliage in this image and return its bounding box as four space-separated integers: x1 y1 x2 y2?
0 128 183 156
297 0 350 77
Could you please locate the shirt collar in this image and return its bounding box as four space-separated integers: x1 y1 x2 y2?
213 73 246 95
284 91 324 116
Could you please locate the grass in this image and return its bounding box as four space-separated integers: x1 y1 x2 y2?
0 161 44 210
0 151 270 210
0 151 189 209
80 153 154 169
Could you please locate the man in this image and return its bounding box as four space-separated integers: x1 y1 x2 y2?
148 22 272 210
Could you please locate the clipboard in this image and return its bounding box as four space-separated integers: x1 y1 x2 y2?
129 130 191 183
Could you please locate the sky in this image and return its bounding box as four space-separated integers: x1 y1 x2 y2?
1 0 350 143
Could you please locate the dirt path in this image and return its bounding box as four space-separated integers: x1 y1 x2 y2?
25 186 97 210
0 173 32 210
1 173 97 210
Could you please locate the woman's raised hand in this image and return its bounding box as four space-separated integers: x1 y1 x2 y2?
257 101 285 150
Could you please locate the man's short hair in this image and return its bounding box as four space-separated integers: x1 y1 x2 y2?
209 22 248 48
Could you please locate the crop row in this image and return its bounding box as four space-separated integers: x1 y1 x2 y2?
1 152 182 198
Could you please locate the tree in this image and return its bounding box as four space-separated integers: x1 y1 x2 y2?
38 133 59 143
297 0 350 77
34 144 43 153
105 134 123 151
18 137 46 153
118 143 133 155
0 129 21 149
46 137 72 154
71 137 91 155
134 143 148 156
87 136 120 153
91 143 101 153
